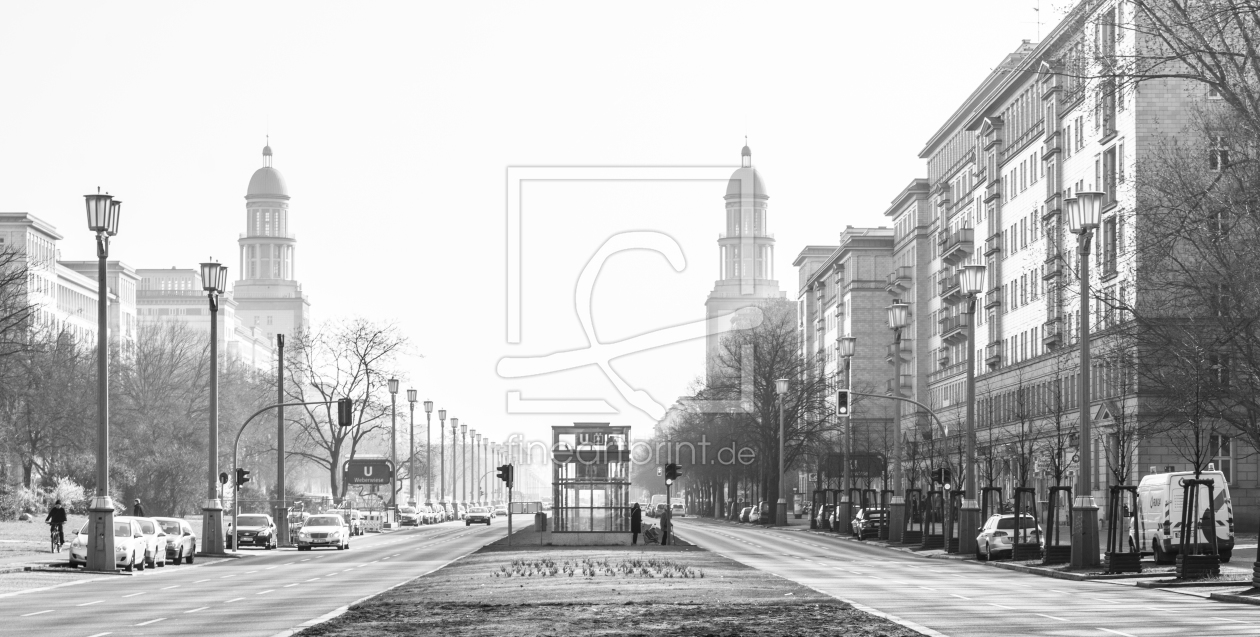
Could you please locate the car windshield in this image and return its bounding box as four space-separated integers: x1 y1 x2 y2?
238 516 269 527
306 516 341 527
114 522 132 538
139 520 155 534
77 522 89 535
863 512 886 518
399 506 415 514
470 508 489 514
996 516 1038 530
158 521 182 534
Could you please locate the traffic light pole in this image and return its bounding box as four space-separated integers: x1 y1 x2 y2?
229 400 331 554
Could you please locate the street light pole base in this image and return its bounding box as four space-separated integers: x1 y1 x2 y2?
838 496 853 535
958 502 980 556
888 496 906 544
84 502 117 573
775 497 788 526
201 504 226 556
1070 498 1100 569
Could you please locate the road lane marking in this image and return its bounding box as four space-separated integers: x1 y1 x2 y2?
988 603 1015 609
185 607 209 613
264 566 278 570
1097 629 1136 637
1036 613 1068 622
122 592 146 598
135 618 165 626
77 600 104 607
247 570 258 574
300 559 310 562
305 578 321 582
86 633 111 637
161 585 179 590
1213 617 1255 624
1094 598 1121 604
21 610 52 616
1049 589 1071 594
194 579 211 583
950 594 970 600
919 587 936 591
283 583 299 587
225 598 244 603
220 574 237 578
257 589 274 595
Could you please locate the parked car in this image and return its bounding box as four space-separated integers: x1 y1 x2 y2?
398 505 420 527
296 514 351 551
750 501 768 524
815 504 836 529
466 506 492 526
740 506 754 523
69 517 147 571
154 517 196 564
976 513 1043 561
126 516 168 567
851 508 887 540
1132 469 1235 563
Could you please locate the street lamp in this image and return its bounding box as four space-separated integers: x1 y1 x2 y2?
459 423 468 509
775 377 789 526
1067 190 1104 569
450 417 458 508
471 430 479 505
958 263 987 555
886 300 911 543
84 189 121 572
423 400 434 506
837 336 856 535
199 257 230 556
438 409 447 506
387 378 399 525
407 389 417 508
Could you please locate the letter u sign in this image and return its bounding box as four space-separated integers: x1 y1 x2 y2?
363 467 374 477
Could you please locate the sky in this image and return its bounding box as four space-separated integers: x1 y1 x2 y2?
0 1 1074 449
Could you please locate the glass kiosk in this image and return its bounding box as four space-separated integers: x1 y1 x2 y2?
550 423 632 544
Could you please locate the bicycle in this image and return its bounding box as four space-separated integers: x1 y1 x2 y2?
49 524 64 553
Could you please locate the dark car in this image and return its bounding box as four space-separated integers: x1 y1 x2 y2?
851 508 887 540
465 507 492 526
228 514 277 549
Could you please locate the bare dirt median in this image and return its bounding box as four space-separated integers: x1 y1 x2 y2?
298 546 923 637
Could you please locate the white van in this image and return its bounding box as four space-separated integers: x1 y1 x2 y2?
1131 469 1234 563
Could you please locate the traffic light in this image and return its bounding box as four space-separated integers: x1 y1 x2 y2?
337 398 353 427
837 390 849 416
218 472 228 485
665 463 681 485
931 467 953 485
497 464 514 489
235 467 251 489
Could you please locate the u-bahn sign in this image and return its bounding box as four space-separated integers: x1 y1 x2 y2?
343 458 393 485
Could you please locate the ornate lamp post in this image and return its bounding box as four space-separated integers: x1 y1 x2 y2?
886 300 911 543
459 423 468 509
84 190 120 572
837 335 856 535
423 400 434 506
387 378 399 525
438 410 447 506
471 430 479 505
406 389 417 507
958 263 987 555
775 378 789 526
1067 191 1104 569
199 258 230 556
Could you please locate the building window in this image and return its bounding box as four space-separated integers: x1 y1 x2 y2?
1209 135 1230 171
267 316 273 325
1210 434 1232 482
1102 217 1117 276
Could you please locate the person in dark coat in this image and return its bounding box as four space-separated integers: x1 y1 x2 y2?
133 499 145 517
630 503 642 545
46 500 67 549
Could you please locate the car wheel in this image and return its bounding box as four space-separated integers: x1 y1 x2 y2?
157 554 165 567
1220 548 1232 563
125 556 134 572
466 521 470 526
187 545 195 564
136 554 145 571
337 543 345 551
174 548 182 565
985 543 992 562
1153 542 1171 565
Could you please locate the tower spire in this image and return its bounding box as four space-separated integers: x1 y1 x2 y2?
263 136 273 167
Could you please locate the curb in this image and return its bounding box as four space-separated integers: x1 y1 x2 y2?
1138 579 1254 589
1208 590 1260 606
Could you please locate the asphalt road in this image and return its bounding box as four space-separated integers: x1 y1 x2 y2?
0 516 518 637
674 519 1260 637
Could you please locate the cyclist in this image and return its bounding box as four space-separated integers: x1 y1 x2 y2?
45 500 67 552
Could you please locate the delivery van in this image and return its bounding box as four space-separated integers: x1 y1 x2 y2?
1131 468 1234 563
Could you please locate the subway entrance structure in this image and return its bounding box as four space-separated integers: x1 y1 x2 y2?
548 422 632 545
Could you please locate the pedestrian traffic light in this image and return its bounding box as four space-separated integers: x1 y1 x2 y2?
219 472 228 485
931 467 952 485
665 463 681 485
337 398 353 427
235 467 251 489
837 390 849 416
497 464 514 489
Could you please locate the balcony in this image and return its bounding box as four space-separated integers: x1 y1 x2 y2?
1043 317 1063 350
940 313 970 346
983 285 1002 311
885 266 913 295
937 348 951 367
885 338 913 365
938 271 962 304
984 342 1003 369
1042 261 1061 280
984 232 1002 257
885 375 913 397
939 228 975 266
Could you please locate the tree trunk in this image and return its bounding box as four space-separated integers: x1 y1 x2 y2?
21 460 33 489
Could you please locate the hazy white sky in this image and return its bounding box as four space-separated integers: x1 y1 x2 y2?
0 1 1072 446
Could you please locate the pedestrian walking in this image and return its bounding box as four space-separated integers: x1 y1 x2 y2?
133 499 145 517
630 503 642 545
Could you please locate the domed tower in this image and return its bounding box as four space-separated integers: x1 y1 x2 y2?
234 141 311 341
704 144 786 382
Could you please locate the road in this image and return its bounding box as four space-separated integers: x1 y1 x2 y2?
674 518 1260 637
1 517 517 637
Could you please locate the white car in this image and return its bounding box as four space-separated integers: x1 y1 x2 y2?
154 517 196 564
976 513 1043 561
295 514 351 551
125 516 168 568
68 517 148 571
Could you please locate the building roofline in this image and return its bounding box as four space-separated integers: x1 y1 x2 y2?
883 178 930 218
918 41 1039 159
0 212 65 241
792 245 839 267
